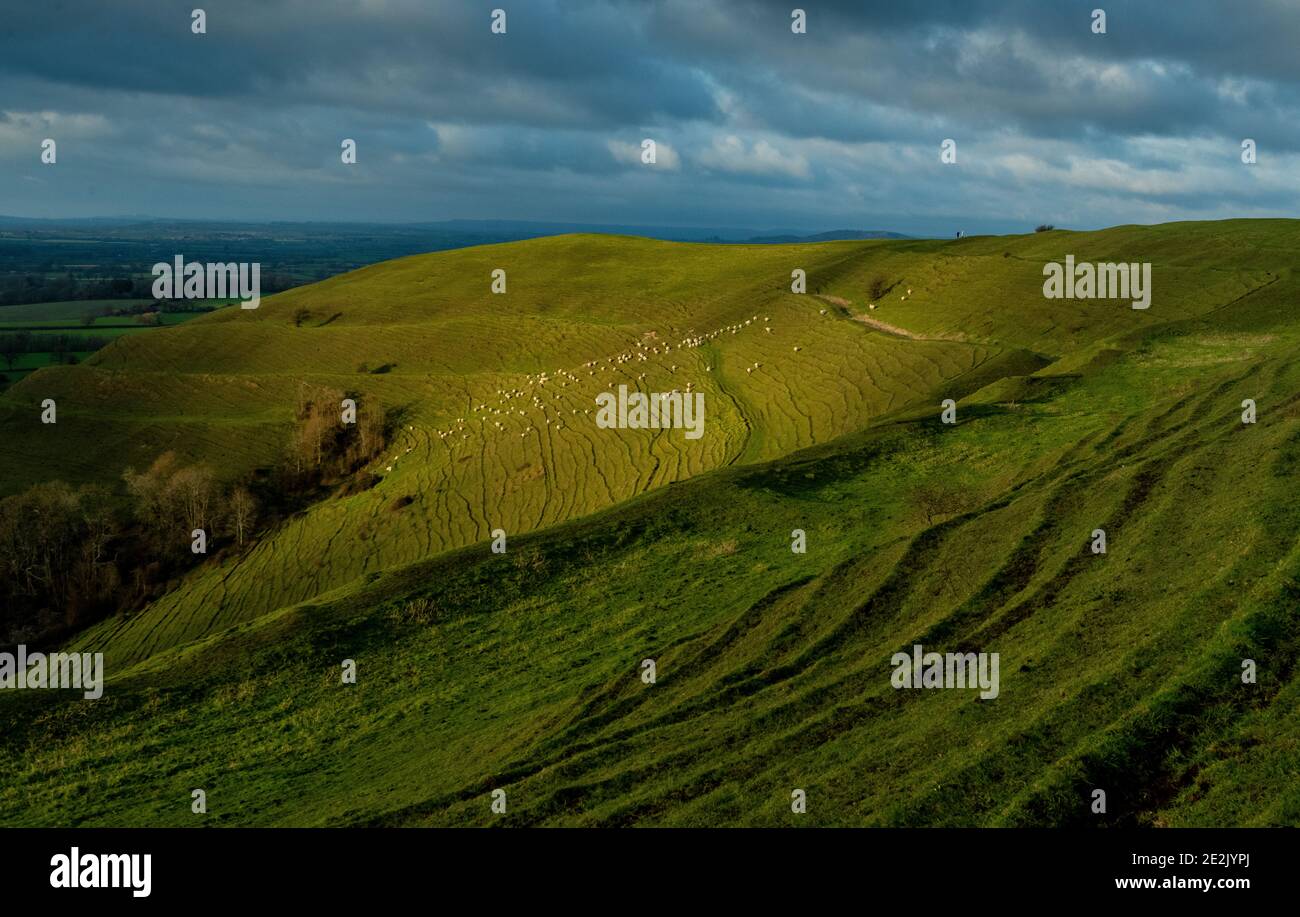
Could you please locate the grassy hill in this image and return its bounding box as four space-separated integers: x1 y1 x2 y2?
3 234 1025 663
1 220 1298 826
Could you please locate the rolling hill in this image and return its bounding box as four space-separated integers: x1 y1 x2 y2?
1 220 1298 826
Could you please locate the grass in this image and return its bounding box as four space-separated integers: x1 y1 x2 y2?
4 235 1020 658
1 220 1298 826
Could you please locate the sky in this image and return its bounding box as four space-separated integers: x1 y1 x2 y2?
2 0 1299 235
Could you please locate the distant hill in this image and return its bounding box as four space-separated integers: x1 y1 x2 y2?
0 218 911 310
742 229 911 243
0 214 907 244
2 219 1299 827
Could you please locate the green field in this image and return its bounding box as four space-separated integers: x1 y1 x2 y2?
0 299 155 322
1 221 1298 826
0 315 195 330
0 304 206 385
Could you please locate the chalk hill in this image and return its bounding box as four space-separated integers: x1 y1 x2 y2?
1 220 1298 826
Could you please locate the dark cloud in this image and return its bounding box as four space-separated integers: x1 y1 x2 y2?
0 0 1296 232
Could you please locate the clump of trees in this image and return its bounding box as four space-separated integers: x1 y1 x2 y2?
0 482 119 639
285 383 387 487
1035 224 1055 233
0 454 263 647
0 386 390 647
122 453 221 556
0 273 146 307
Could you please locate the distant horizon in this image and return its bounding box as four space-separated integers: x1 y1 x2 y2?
10 212 1297 241
0 212 932 241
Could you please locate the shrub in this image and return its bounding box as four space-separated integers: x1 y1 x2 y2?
709 538 739 557
395 596 435 625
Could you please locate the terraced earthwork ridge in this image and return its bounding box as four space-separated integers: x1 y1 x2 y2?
1 220 1297 826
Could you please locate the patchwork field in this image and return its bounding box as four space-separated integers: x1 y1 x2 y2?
1 220 1298 826
0 302 204 386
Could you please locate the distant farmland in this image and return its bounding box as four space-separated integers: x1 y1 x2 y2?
0 301 214 385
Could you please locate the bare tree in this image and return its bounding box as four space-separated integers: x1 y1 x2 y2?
123 451 181 548
168 465 216 536
78 484 116 568
289 383 346 473
356 401 387 463
228 486 257 548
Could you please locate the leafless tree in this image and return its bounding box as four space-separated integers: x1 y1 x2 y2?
229 486 257 548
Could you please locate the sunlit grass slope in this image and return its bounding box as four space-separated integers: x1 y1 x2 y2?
3 234 1028 664
1 220 1298 827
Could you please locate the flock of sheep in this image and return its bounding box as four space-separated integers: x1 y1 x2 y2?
374 286 911 476
374 311 795 474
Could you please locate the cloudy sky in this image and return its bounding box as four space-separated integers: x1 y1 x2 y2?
2 0 1299 234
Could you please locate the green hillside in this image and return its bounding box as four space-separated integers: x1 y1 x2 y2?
4 234 1023 664
1 220 1298 826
